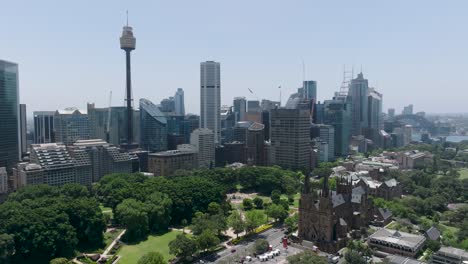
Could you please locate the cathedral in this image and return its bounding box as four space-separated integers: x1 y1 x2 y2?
298 175 373 253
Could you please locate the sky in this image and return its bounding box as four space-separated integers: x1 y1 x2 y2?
2 0 468 115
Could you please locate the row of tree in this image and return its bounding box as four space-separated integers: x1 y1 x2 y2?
0 184 106 263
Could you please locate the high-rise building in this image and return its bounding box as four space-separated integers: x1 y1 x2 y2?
160 97 175 112
34 111 55 144
181 115 200 143
388 108 395 119
247 100 261 113
311 124 335 162
200 61 221 144
246 122 267 166
190 128 215 168
261 110 271 141
140 98 168 152
54 108 90 145
260 99 280 111
270 107 311 172
323 99 351 157
20 104 27 156
120 18 137 147
349 73 369 136
233 97 246 122
221 106 236 143
174 88 185 116
0 167 7 194
0 60 20 172
402 104 414 115
302 80 317 101
365 88 383 146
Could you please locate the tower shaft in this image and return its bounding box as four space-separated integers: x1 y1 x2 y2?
125 49 133 144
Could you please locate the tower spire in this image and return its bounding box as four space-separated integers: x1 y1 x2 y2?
126 10 129 26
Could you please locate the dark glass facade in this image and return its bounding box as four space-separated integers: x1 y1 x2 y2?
0 60 19 171
140 98 168 152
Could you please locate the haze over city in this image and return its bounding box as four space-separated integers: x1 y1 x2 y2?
2 0 468 115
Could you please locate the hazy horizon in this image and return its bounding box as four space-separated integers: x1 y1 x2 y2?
2 0 468 116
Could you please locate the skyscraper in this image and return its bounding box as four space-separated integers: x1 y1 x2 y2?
270 107 311 172
349 73 369 136
200 61 221 144
34 111 55 144
366 88 383 146
120 17 137 147
388 108 395 119
174 88 185 116
20 104 27 156
233 97 246 122
140 98 168 152
190 128 215 169
402 104 414 115
0 60 20 171
302 80 317 101
323 99 351 157
311 124 335 162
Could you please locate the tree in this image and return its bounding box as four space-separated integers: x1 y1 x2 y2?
137 252 165 264
253 197 264 209
266 204 288 222
287 251 327 264
181 219 188 234
145 192 172 233
228 211 245 238
207 202 221 215
426 240 441 252
344 251 366 264
115 199 149 242
254 239 269 254
196 230 220 252
285 213 299 233
271 190 281 204
245 210 266 233
50 258 71 264
242 198 253 210
0 234 14 260
169 234 198 262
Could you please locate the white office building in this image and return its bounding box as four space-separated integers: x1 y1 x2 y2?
200 61 221 144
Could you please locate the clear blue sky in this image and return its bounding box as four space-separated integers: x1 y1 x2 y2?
2 0 467 115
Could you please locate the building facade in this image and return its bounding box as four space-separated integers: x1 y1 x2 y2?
174 88 185 116
369 228 426 257
311 124 335 162
200 61 221 144
233 97 246 122
148 149 197 177
349 73 369 136
54 108 90 145
34 111 55 144
190 128 215 168
140 98 168 152
323 99 351 157
270 107 311 172
302 80 317 101
0 60 20 172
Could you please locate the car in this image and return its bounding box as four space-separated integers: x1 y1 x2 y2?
245 256 252 262
231 248 236 253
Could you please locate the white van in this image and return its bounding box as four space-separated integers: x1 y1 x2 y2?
245 256 252 262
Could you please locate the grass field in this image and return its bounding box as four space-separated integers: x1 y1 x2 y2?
458 168 468 179
117 230 182 264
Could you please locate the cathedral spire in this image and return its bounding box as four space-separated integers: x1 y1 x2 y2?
322 173 330 197
303 172 311 194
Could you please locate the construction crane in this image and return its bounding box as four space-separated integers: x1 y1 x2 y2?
106 91 112 143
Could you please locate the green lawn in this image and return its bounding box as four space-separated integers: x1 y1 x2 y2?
117 230 182 264
458 168 468 179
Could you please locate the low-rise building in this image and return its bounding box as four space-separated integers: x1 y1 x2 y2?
369 228 426 257
397 150 433 169
430 246 468 264
372 207 393 227
148 149 197 177
385 255 424 264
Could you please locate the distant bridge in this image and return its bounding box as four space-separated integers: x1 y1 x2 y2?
394 114 435 131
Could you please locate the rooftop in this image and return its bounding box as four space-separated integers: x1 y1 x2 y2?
436 246 468 259
370 228 425 249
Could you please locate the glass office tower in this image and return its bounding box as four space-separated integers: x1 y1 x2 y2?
0 60 20 171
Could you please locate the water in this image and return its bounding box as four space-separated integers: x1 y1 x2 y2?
445 136 468 143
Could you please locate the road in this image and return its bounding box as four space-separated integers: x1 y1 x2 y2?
199 227 303 263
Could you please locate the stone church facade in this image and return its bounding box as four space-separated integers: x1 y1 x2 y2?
298 175 373 253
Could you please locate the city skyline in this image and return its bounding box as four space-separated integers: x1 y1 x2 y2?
2 1 468 115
